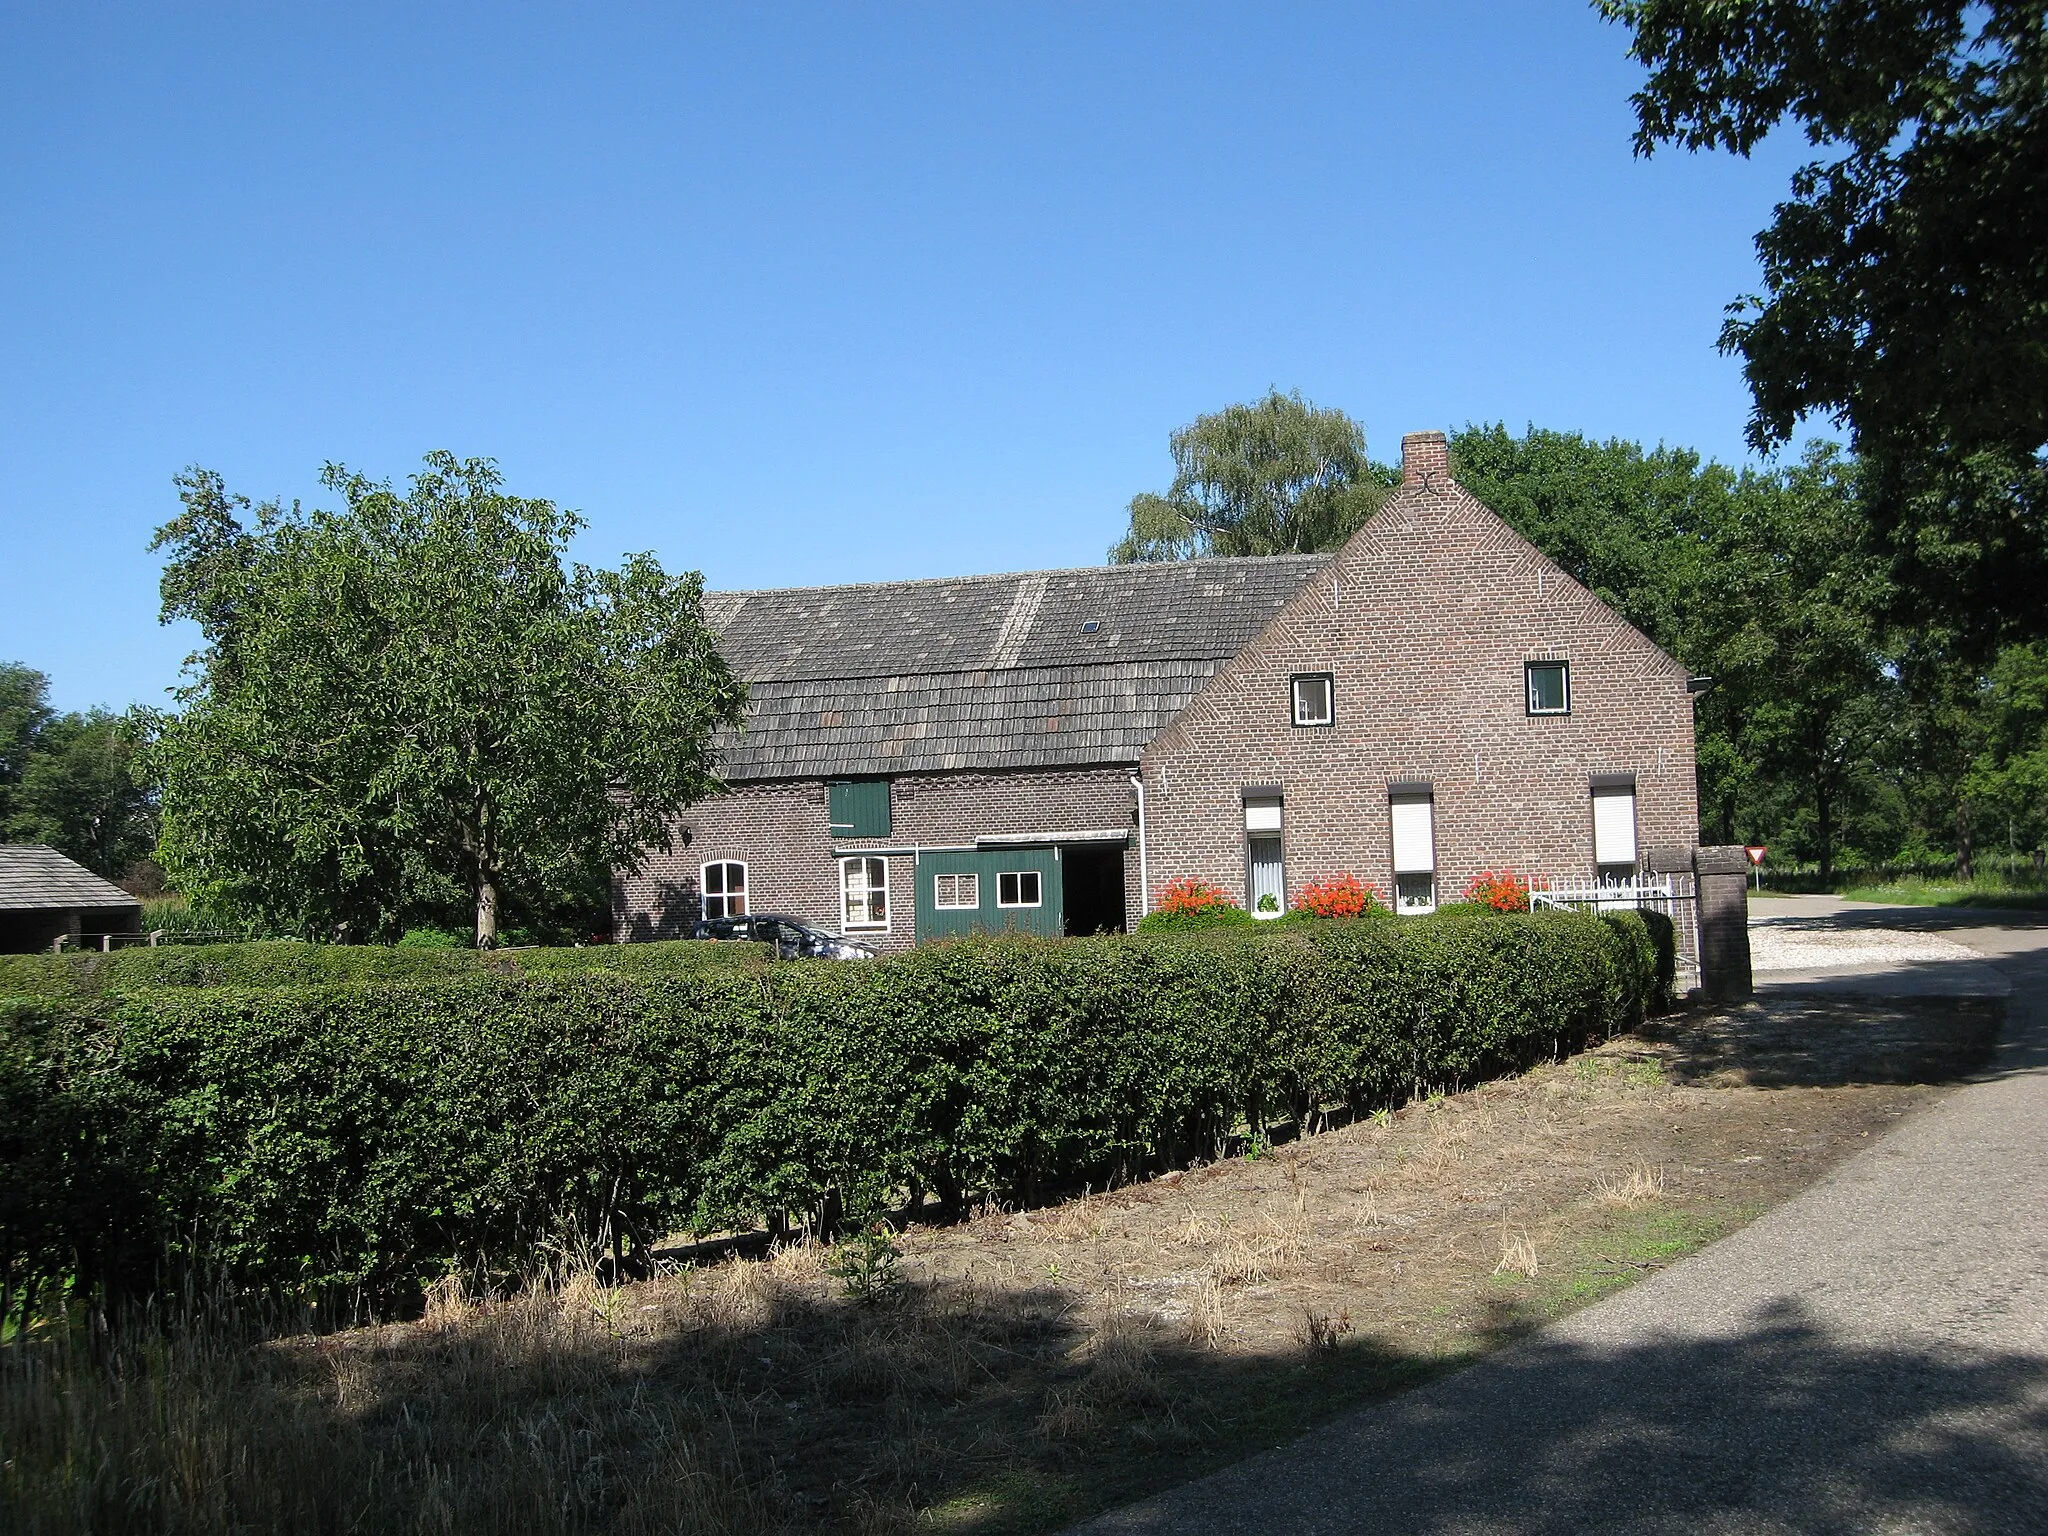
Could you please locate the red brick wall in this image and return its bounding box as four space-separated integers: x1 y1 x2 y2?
1138 433 1699 913
615 766 1138 951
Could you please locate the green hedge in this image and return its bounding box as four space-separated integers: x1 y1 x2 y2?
0 911 1669 1316
0 938 765 999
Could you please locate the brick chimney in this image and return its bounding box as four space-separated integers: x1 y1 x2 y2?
1401 430 1450 489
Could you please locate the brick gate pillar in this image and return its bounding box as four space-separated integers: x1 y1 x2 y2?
1693 845 1753 1001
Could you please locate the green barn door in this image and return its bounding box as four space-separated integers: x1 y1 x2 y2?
914 847 1063 943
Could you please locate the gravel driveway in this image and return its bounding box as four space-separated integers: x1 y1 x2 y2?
1748 905 1984 972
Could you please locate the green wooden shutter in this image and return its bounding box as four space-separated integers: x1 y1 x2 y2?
827 778 892 838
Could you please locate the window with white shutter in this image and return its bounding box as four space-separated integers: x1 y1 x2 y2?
1389 785 1436 914
1592 782 1638 880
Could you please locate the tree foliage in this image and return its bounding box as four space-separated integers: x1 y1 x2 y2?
1109 390 1392 562
1599 0 2048 647
0 664 53 832
149 453 747 945
0 664 156 880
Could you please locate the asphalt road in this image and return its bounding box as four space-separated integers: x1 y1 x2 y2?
1069 901 2048 1535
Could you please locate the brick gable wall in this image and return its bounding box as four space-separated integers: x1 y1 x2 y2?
1138 434 1699 912
616 766 1139 951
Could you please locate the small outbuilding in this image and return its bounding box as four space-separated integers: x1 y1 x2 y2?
0 844 144 953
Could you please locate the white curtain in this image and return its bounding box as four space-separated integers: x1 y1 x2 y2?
1248 835 1285 916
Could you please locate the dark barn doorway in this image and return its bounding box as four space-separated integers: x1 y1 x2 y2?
1061 844 1128 936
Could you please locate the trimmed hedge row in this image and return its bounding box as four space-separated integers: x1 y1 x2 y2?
1 910 1670 1315
0 937 766 999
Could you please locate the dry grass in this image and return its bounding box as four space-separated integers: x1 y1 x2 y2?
1595 1159 1667 1208
1493 1224 1542 1279
1 993 1972 1535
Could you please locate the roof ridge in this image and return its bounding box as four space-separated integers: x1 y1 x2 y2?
707 551 1331 601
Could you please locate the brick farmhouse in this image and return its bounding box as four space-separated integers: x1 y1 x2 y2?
614 432 1702 949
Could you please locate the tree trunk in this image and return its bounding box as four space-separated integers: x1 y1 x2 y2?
1955 798 1974 882
475 870 500 949
1815 781 1834 890
465 790 502 948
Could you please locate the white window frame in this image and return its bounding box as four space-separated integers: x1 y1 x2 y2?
700 860 748 920
933 871 980 910
1526 660 1571 716
1291 672 1335 728
1247 834 1286 918
996 869 1043 908
1592 787 1638 878
1394 872 1437 915
840 856 890 931
1243 792 1286 917
1390 789 1437 916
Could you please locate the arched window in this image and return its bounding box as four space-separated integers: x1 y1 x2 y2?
701 861 747 919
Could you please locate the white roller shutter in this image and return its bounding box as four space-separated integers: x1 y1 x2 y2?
1390 796 1435 874
1593 789 1638 867
1244 798 1283 833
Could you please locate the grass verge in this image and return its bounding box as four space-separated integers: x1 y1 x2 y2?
1832 880 2048 910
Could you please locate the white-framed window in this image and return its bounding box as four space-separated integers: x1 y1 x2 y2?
1390 787 1436 915
1592 782 1638 882
1526 660 1571 715
701 860 747 919
1291 672 1335 728
1244 792 1285 917
1394 873 1437 915
997 869 1042 907
933 872 980 910
841 856 889 930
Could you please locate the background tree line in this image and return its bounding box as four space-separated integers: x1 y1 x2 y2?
1111 391 2048 887
0 665 155 884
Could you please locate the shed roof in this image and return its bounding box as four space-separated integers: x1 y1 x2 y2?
707 556 1328 779
0 845 142 912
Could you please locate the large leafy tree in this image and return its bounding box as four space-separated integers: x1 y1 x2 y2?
1700 445 1898 884
1966 643 2048 861
1599 0 2048 647
151 454 747 945
1109 390 1393 562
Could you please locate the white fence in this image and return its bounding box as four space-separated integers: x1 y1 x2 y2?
1531 873 1699 984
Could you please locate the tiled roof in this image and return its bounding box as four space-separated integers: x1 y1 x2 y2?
0 845 142 912
707 556 1327 779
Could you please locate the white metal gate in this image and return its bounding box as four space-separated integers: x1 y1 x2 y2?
1531 873 1699 986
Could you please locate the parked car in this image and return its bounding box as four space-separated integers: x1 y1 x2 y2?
691 913 877 961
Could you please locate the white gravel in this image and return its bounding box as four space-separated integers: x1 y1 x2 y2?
1746 916 1983 973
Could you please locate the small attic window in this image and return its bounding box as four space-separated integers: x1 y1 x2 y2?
1080 620 1101 634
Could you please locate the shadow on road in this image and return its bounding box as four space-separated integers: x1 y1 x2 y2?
1083 1297 2048 1535
1640 991 2004 1088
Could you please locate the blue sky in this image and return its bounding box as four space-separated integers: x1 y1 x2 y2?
1 2 1812 714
